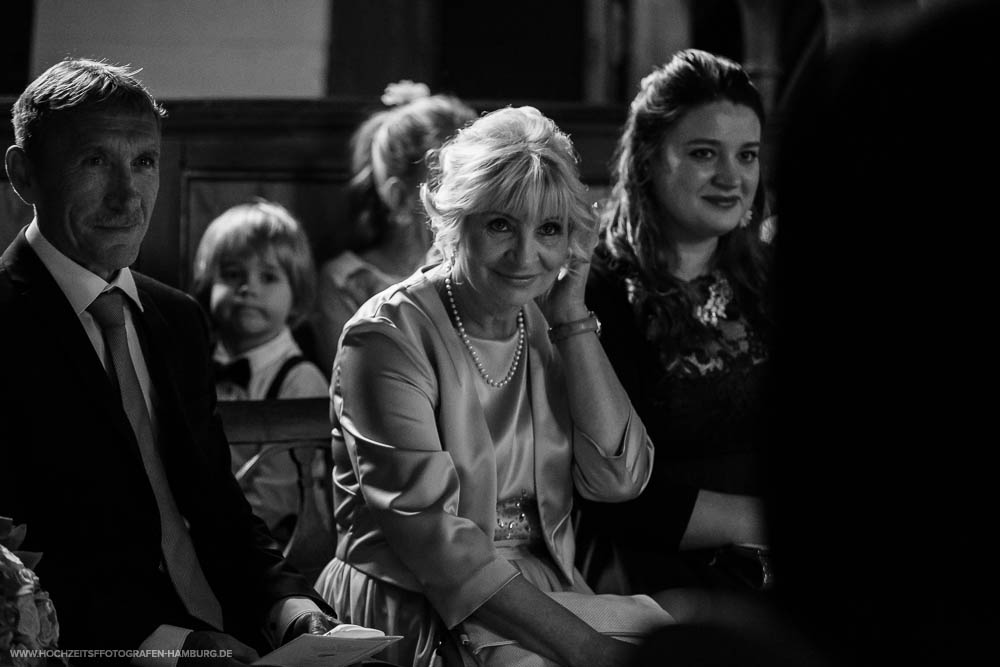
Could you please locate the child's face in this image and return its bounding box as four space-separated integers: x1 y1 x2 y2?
210 247 294 354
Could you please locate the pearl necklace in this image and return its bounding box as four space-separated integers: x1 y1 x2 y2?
444 273 525 388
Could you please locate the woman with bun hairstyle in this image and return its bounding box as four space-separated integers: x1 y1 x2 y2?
313 82 476 372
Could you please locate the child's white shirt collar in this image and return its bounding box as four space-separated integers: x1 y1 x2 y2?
213 326 295 376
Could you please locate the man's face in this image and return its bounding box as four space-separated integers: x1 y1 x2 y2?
28 108 160 280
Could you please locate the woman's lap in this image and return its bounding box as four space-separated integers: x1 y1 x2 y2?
316 558 440 667
315 548 670 667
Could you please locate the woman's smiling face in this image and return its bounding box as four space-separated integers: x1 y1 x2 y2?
455 208 569 315
650 100 761 243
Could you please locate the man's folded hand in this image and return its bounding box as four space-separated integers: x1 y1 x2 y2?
281 611 339 644
282 611 387 645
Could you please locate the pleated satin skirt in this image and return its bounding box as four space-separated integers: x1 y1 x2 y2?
315 541 592 667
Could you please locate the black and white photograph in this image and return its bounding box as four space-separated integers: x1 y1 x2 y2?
2 1 995 665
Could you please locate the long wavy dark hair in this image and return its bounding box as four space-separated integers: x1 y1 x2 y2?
602 49 772 357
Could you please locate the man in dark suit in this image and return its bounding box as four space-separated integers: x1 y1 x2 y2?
0 59 349 665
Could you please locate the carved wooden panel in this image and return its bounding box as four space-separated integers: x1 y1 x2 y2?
179 171 350 290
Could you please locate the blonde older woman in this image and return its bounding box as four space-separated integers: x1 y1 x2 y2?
315 106 670 666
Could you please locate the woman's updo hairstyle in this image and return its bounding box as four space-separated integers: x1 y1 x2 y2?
348 81 476 249
421 106 595 265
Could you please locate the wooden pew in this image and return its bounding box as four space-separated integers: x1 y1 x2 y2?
218 397 335 585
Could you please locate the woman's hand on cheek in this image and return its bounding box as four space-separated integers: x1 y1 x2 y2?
538 216 598 325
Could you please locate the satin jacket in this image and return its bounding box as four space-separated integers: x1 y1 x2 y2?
330 265 654 628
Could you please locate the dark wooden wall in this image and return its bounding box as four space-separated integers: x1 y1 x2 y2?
0 98 623 292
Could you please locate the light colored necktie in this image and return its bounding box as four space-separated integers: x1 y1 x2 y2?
88 289 224 630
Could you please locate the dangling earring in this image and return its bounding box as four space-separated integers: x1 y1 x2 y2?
739 209 754 229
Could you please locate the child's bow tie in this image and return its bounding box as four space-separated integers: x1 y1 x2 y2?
213 358 251 389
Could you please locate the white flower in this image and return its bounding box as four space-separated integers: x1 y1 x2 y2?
381 80 431 107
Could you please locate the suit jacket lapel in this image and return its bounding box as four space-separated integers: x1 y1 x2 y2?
2 231 141 455
132 283 201 477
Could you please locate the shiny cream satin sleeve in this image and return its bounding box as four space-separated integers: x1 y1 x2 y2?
333 321 518 628
570 406 654 502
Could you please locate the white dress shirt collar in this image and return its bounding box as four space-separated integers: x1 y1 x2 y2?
26 219 144 313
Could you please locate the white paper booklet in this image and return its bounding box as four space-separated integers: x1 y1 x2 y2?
253 632 403 667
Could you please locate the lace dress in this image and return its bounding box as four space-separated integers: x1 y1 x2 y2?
576 248 770 594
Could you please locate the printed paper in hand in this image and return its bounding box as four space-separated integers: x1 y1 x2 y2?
252 631 402 667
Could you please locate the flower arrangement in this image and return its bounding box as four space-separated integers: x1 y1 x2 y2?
1 517 62 667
